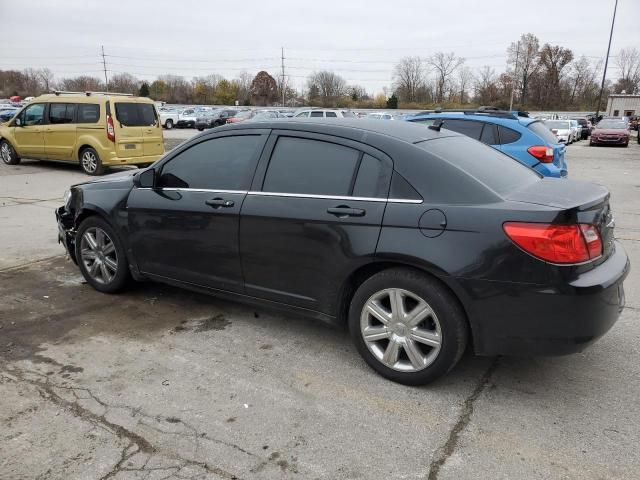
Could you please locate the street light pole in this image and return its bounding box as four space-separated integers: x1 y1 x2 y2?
595 0 618 121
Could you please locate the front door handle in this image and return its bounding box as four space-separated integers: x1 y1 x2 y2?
205 197 234 208
327 205 365 217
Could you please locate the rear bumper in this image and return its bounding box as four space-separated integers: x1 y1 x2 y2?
590 137 629 145
56 206 77 264
461 241 630 356
103 153 164 166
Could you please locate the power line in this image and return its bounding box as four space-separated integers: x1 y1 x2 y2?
101 45 109 90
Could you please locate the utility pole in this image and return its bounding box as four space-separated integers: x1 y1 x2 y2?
509 40 520 112
595 0 618 122
281 47 286 107
101 45 109 91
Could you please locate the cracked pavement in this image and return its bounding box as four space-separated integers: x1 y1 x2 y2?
1 134 639 479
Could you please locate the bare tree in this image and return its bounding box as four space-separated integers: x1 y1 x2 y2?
59 76 104 92
457 66 474 104
233 71 252 105
429 52 464 103
38 68 55 92
537 44 574 107
507 33 540 104
614 47 640 94
393 56 425 103
108 73 139 95
474 66 499 105
307 71 346 107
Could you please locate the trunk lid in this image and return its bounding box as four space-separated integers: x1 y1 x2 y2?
112 101 163 158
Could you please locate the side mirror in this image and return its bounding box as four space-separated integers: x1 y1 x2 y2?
14 117 22 127
135 168 156 188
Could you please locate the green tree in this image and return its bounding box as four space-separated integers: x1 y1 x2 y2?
215 79 238 105
386 93 398 109
139 82 150 97
149 80 168 101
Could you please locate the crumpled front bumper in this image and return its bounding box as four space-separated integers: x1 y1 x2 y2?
56 206 77 264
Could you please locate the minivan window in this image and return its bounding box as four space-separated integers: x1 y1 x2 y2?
417 136 539 196
325 111 337 117
22 103 45 126
158 135 263 190
49 103 76 124
77 104 100 123
310 111 324 118
263 137 360 196
115 103 157 127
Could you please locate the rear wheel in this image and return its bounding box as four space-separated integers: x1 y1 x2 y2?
165 119 174 129
80 147 104 175
349 268 468 385
0 140 20 165
75 217 130 293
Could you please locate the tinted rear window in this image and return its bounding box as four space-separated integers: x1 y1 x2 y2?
529 121 560 144
417 136 540 195
77 104 100 123
114 103 157 126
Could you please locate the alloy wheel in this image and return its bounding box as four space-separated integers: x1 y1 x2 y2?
1 143 11 163
81 150 98 173
80 227 118 284
360 288 442 372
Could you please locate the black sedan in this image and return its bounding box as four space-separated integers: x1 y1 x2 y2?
56 119 629 385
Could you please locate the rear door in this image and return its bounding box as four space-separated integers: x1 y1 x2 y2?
44 102 77 160
112 101 156 158
127 130 268 292
239 131 392 314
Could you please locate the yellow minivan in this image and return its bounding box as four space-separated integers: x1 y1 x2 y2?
0 91 165 175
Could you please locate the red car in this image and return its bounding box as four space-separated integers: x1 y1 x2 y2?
590 119 630 147
226 110 257 124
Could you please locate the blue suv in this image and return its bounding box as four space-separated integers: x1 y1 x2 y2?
404 109 567 177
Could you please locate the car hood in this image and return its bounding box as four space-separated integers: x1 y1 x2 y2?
72 170 137 189
592 128 628 135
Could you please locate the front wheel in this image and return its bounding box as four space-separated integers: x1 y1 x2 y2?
75 217 130 293
0 140 20 165
348 268 468 385
80 147 104 175
165 119 174 129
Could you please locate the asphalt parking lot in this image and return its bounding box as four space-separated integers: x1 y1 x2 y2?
1 131 639 479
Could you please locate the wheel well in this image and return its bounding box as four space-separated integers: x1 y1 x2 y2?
74 208 106 230
336 261 474 347
77 144 94 160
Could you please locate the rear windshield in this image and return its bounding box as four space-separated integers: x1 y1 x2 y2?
114 103 157 127
417 136 540 196
544 120 570 130
528 121 560 144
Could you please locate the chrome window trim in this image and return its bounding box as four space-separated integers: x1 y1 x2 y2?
135 187 422 204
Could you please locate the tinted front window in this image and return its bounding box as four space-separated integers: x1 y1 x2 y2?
441 119 483 139
497 126 522 144
353 154 385 198
22 103 45 126
49 103 76 124
295 112 309 118
528 121 560 144
158 135 263 190
417 136 539 195
115 103 157 126
263 137 359 196
77 104 100 123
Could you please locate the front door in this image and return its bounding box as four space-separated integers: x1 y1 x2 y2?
14 103 46 157
127 131 268 293
44 103 77 160
240 132 391 314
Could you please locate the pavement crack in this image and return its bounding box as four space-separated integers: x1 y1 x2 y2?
426 358 500 480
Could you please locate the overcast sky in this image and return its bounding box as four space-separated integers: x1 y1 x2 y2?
0 0 636 94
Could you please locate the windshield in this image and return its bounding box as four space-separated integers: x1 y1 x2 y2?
544 120 570 130
114 103 157 126
596 120 627 129
528 121 560 144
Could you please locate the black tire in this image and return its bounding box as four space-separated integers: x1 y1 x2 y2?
79 147 104 176
75 216 130 293
348 268 468 386
165 119 174 130
197 127 204 131
0 139 20 165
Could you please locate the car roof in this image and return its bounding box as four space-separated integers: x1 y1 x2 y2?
215 118 458 144
407 111 537 127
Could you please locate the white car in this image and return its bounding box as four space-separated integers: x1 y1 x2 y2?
569 119 581 142
158 108 180 130
367 112 394 120
177 108 198 128
294 109 356 118
544 120 573 144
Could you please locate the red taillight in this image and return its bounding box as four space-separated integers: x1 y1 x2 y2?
527 145 554 163
106 114 115 142
551 129 558 134
503 222 602 264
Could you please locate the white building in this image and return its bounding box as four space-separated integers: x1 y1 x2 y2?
606 94 640 117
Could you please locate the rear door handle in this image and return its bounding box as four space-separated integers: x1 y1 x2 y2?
205 197 234 208
327 205 365 217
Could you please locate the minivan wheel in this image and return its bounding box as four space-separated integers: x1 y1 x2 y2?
80 147 104 176
165 119 173 129
75 217 130 293
349 268 468 385
0 140 20 165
